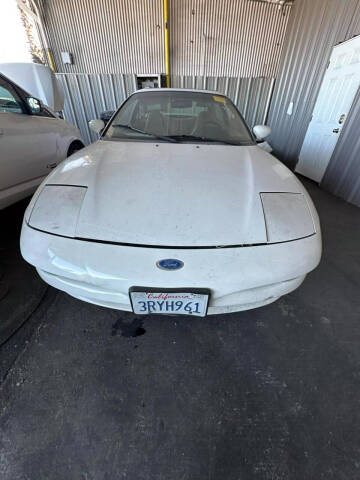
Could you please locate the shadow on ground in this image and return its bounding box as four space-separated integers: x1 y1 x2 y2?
0 200 47 346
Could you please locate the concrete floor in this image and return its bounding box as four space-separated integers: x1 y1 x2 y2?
0 177 359 480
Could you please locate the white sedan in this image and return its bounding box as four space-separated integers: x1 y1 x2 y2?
20 89 322 316
0 72 84 209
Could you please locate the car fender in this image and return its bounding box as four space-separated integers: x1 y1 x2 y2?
55 122 84 160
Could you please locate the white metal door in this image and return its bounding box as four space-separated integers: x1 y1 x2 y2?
296 35 360 182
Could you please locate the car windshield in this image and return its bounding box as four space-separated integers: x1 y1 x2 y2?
104 91 254 145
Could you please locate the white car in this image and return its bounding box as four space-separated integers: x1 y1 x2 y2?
0 73 84 209
20 89 322 316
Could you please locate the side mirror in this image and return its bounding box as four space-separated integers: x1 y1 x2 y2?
89 118 105 133
253 125 271 141
100 110 115 126
27 97 41 114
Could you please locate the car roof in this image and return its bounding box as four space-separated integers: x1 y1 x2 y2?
133 88 227 96
0 72 31 99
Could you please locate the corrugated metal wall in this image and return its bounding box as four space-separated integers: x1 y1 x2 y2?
42 0 165 74
56 73 275 145
41 0 291 77
56 73 137 144
170 0 291 76
268 0 360 169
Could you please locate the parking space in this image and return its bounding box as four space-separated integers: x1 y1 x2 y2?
1 178 359 479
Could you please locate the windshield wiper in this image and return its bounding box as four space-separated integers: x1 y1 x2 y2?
111 123 177 143
110 126 240 145
166 134 240 145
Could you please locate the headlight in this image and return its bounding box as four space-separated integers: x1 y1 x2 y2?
260 193 315 243
28 185 87 237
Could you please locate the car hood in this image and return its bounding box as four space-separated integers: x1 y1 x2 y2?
45 140 304 247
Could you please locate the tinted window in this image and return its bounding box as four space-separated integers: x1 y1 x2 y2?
0 83 25 114
105 91 253 145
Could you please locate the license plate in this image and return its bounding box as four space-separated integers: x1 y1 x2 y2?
129 288 210 317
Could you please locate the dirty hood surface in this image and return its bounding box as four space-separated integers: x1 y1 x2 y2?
47 140 304 247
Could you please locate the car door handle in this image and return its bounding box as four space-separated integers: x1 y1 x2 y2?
47 162 57 169
332 128 340 133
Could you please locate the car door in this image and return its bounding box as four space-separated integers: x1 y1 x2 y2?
0 77 58 203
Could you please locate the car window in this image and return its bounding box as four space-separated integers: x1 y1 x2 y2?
0 83 25 114
104 91 254 145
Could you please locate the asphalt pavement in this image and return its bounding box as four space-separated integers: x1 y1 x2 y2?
0 178 360 480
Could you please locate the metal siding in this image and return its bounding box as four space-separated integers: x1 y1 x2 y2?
267 0 360 169
42 0 165 74
57 73 274 144
57 73 137 143
321 87 360 207
42 0 290 77
170 0 291 77
346 2 360 40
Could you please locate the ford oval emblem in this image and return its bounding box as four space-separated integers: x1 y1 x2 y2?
156 258 184 270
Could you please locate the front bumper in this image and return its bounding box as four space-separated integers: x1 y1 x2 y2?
20 222 321 314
